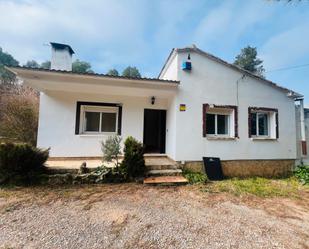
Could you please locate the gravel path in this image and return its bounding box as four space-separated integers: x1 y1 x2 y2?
0 184 308 249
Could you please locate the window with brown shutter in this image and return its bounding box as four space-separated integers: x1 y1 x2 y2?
203 104 238 138
248 107 278 139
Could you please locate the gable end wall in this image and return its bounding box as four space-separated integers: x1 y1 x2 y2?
173 51 296 161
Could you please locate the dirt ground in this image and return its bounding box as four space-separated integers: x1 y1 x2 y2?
0 183 308 249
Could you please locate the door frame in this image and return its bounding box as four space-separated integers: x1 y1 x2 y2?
143 108 166 154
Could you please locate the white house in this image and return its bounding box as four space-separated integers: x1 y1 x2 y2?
8 43 306 177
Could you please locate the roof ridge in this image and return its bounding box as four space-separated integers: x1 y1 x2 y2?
160 46 302 98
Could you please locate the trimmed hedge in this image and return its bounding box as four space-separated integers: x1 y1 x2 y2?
0 142 49 185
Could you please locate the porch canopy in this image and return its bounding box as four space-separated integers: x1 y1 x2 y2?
7 66 179 97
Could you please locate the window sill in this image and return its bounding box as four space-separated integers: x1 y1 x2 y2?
77 133 117 137
251 137 277 141
206 136 236 141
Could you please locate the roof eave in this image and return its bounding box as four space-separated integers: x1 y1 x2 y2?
6 66 180 86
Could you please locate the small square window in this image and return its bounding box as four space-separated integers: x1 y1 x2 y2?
249 110 273 138
203 104 237 138
206 113 230 136
81 106 118 134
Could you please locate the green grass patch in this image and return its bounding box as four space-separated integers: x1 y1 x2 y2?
183 169 208 184
205 177 308 198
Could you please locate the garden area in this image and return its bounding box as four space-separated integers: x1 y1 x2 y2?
0 135 146 186
0 134 308 248
0 135 308 248
1 134 308 190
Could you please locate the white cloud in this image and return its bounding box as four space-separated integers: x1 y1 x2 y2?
194 1 233 45
193 1 273 49
152 0 202 47
260 23 309 70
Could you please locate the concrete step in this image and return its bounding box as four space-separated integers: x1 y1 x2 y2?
147 169 182 176
145 157 176 165
144 176 188 185
144 154 168 157
145 155 179 172
146 164 179 170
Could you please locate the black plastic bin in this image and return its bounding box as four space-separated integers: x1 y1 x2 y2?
203 157 224 180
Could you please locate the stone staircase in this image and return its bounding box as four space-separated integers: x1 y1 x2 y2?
143 155 188 185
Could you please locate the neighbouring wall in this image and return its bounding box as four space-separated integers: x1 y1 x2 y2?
296 106 309 165
305 109 309 164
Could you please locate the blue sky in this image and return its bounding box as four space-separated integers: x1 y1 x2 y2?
0 0 309 103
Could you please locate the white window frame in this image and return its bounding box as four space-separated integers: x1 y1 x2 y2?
250 109 279 139
81 105 118 135
206 108 234 138
251 111 270 138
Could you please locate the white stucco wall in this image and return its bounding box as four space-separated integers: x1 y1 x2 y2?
160 52 179 81
38 91 168 157
36 49 298 161
171 51 297 161
162 53 179 159
165 96 177 159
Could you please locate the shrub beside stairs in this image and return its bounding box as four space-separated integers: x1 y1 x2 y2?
143 155 188 185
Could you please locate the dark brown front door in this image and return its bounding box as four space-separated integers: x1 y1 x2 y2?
143 109 166 153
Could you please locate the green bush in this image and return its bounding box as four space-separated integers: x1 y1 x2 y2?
294 165 309 185
121 136 145 179
0 142 49 185
183 169 208 184
101 135 122 170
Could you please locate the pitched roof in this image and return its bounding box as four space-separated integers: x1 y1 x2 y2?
159 45 302 98
7 66 180 84
50 42 75 54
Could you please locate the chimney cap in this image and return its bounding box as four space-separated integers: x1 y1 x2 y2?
50 42 75 55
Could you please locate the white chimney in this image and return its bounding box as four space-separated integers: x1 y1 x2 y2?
50 42 74 71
